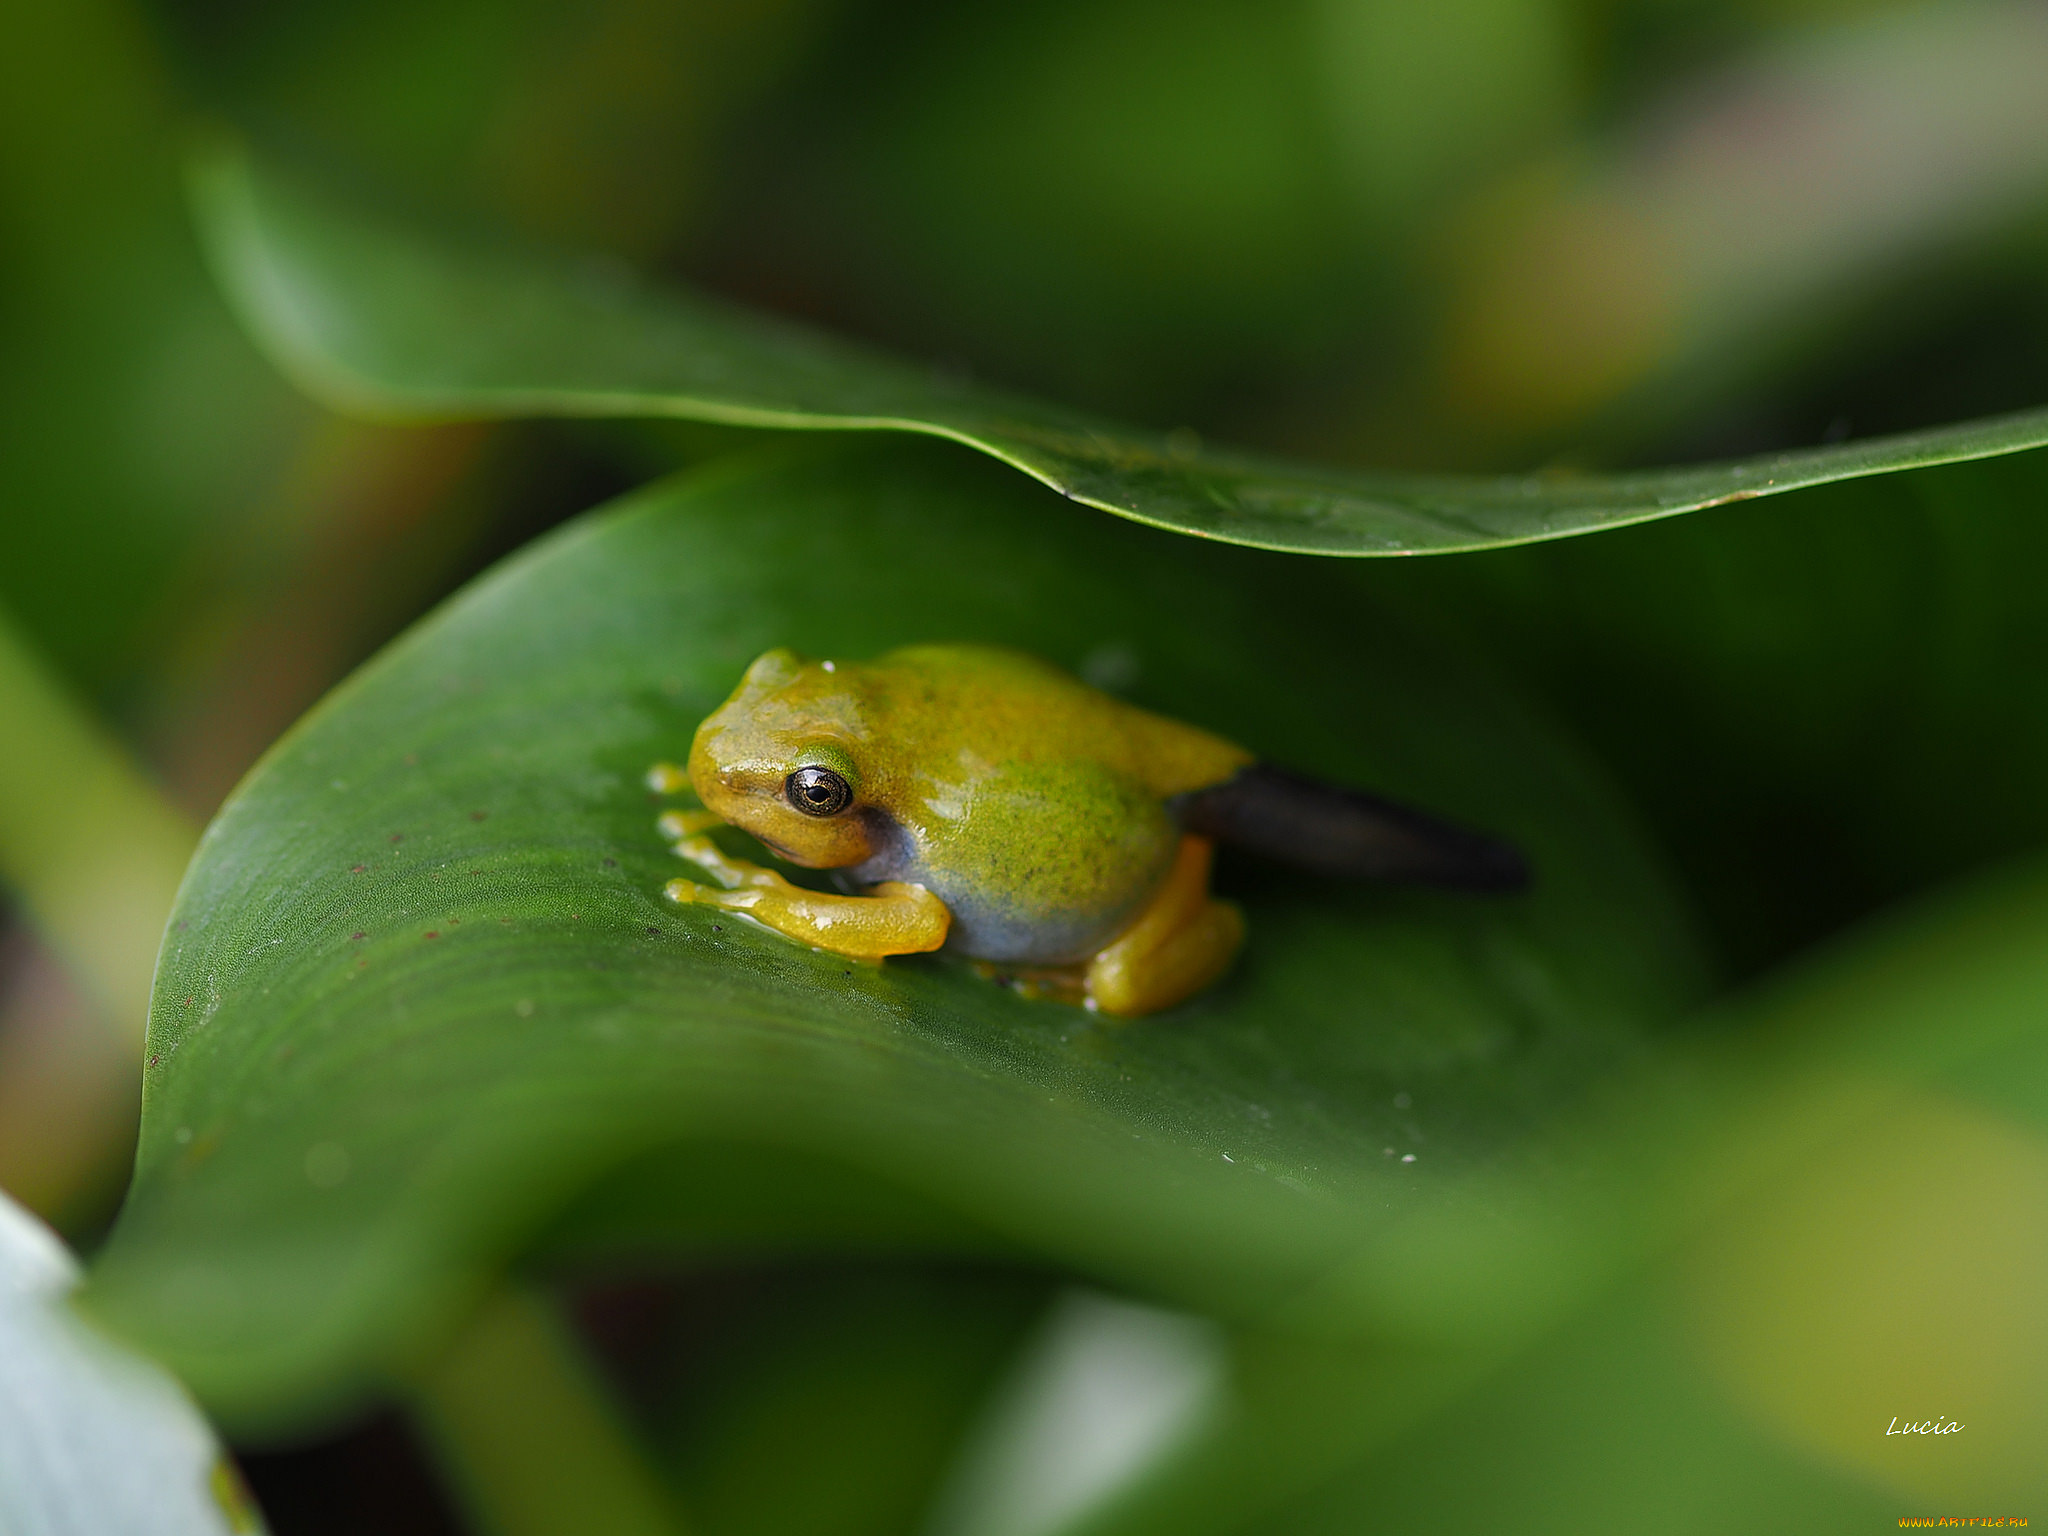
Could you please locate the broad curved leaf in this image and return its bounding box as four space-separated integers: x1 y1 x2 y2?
87 440 1702 1431
190 140 2048 558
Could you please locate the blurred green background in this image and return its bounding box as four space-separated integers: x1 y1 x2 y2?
5 0 2048 1530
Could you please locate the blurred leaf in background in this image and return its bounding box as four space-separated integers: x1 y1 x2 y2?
158 0 837 261
0 615 194 1224
670 0 1581 427
0 0 306 696
0 0 626 1230
1413 0 2048 464
653 1265 1050 1536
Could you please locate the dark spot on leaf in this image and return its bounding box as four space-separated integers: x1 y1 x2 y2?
389 833 404 844
470 869 485 875
175 920 187 931
424 931 439 940
449 918 460 925
351 932 365 941
404 753 418 766
647 926 660 936
351 864 367 874
603 857 618 868
470 810 488 821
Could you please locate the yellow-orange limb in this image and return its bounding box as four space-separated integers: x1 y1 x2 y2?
645 761 693 794
1085 835 1243 1016
665 834 949 960
657 808 726 841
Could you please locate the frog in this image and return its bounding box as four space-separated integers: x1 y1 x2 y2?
651 644 1527 1016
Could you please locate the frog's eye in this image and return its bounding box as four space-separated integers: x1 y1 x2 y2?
785 766 853 817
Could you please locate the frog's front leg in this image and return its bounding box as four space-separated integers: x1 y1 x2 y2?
1085 835 1243 1015
663 826 950 961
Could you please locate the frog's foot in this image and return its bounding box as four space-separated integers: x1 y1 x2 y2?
650 776 947 960
1084 835 1243 1016
665 836 949 960
645 761 693 795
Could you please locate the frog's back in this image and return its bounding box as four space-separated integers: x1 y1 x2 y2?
851 646 1247 964
865 645 1249 797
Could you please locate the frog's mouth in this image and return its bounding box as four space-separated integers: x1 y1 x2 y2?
748 829 846 870
752 833 805 864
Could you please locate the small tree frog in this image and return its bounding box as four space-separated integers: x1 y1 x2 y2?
654 644 1525 1015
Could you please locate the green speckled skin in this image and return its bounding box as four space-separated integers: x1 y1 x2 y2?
689 645 1251 963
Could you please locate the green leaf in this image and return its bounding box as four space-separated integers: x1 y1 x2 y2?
1214 1288 1900 1535
659 1265 1049 1536
0 20 317 694
1049 855 2048 1536
190 139 2048 559
86 439 1702 1432
410 1284 686 1536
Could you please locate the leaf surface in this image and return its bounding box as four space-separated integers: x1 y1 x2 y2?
88 441 1702 1429
191 142 2048 558
1000 852 2048 1536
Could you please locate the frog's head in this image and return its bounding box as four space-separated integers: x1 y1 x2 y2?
688 648 882 869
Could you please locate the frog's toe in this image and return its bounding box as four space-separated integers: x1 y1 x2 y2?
645 761 692 795
664 832 785 891
657 808 725 841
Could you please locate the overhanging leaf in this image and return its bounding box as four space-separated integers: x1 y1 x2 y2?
1347 449 2048 973
189 140 2048 558
86 440 1703 1431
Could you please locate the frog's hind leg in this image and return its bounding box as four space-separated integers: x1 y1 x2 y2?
665 829 950 961
1085 835 1243 1016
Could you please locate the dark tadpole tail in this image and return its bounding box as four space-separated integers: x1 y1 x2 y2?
1170 763 1530 893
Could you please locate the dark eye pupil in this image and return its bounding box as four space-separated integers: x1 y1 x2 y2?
785 766 851 817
